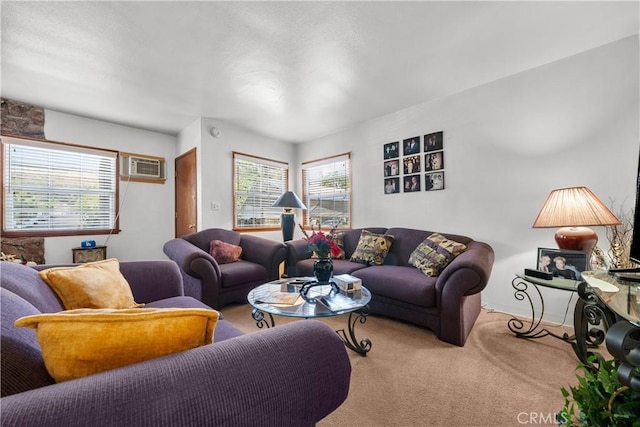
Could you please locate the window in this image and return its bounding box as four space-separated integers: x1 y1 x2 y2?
2 135 119 237
233 152 288 231
302 153 351 230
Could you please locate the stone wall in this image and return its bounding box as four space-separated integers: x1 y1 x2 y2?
1 238 45 264
1 98 46 263
1 98 45 138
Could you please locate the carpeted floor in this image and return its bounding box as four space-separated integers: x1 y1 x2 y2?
220 305 585 427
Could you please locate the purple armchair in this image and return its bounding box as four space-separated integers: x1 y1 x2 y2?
163 228 287 309
1 260 351 426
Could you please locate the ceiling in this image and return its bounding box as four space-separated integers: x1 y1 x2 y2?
1 1 638 143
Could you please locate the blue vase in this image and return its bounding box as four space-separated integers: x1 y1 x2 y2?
313 257 333 283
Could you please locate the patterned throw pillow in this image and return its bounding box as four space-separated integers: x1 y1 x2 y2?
408 233 467 277
209 240 242 264
350 230 394 265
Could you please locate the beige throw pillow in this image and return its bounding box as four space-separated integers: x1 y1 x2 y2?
15 307 219 382
38 258 143 310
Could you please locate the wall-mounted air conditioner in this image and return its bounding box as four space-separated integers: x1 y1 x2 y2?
120 152 166 182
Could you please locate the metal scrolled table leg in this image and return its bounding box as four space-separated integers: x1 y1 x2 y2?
251 308 275 329
507 276 575 342
336 305 371 356
572 281 617 371
508 277 549 339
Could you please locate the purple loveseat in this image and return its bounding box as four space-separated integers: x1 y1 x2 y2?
286 227 494 346
1 260 351 426
163 228 287 309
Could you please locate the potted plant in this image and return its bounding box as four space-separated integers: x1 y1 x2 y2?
558 358 640 426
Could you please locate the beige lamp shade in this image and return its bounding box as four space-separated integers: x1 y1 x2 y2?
532 186 621 255
532 187 620 228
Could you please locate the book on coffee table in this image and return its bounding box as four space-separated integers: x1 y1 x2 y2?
253 289 302 305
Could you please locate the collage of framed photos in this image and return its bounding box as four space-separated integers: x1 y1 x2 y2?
383 131 444 194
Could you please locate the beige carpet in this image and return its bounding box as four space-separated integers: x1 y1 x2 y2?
221 304 585 427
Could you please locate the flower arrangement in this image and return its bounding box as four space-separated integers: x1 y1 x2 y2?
305 228 341 259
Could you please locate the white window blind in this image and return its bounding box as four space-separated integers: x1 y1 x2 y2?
302 153 351 230
233 152 288 230
2 136 118 235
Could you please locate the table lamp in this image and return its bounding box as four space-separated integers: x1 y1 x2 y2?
272 191 307 241
532 186 621 256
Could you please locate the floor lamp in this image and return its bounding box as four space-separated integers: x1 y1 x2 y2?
532 186 621 257
272 191 307 242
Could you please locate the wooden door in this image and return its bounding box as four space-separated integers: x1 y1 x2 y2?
175 148 197 237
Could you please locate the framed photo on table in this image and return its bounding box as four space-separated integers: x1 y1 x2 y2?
536 248 588 281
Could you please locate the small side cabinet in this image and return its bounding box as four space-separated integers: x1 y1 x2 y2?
72 246 107 264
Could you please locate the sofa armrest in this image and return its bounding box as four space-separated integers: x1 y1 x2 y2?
0 320 351 427
239 234 287 280
435 241 494 297
118 260 185 303
285 239 313 275
163 238 222 306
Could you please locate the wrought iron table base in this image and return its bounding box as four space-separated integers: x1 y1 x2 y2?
251 306 372 356
507 276 576 344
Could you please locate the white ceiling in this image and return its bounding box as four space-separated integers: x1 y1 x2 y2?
1 1 638 143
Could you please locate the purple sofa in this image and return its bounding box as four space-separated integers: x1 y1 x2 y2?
1 260 351 426
286 227 494 346
163 228 287 309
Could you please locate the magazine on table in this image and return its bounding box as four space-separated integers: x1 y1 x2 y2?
317 291 363 312
252 288 302 305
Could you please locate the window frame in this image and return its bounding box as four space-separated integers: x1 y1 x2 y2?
232 151 289 232
301 152 351 231
1 134 120 238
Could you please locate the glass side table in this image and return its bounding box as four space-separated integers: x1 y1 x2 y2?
508 273 581 342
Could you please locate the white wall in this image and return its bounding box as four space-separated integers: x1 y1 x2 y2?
195 117 298 242
43 111 177 263
296 36 639 322
35 36 638 323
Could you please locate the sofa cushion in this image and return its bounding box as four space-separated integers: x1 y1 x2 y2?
295 258 369 277
38 259 144 310
219 260 268 289
408 233 467 277
1 288 55 396
353 265 436 308
184 228 241 252
209 239 243 264
15 307 219 382
350 230 395 265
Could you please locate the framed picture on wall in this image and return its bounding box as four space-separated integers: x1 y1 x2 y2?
403 174 421 192
403 155 421 174
403 137 420 155
425 171 444 191
384 177 400 194
424 151 443 171
384 159 399 177
384 141 399 159
424 131 443 152
536 248 588 281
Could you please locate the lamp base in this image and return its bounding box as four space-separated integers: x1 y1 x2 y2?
281 211 296 242
554 226 598 255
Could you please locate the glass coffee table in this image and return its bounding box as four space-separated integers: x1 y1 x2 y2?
247 279 372 356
